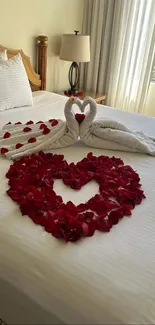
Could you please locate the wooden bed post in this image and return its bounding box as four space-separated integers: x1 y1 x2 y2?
37 35 48 90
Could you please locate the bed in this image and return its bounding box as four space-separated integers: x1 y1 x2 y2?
0 40 155 325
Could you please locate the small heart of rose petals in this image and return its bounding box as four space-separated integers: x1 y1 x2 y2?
26 120 34 125
28 137 36 143
51 120 58 127
6 122 11 125
1 148 8 154
36 121 43 124
16 143 24 149
3 132 11 139
23 127 32 132
39 123 46 130
43 127 50 135
75 113 85 124
15 122 22 125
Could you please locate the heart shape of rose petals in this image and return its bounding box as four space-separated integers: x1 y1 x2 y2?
6 151 145 243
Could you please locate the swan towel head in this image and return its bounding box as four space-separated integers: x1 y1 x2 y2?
70 96 75 103
68 96 84 113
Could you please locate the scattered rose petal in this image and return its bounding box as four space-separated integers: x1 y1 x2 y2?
15 122 22 125
36 121 43 124
51 120 58 126
40 123 46 130
1 148 8 154
28 137 36 143
26 120 34 125
23 127 32 132
16 143 24 149
3 132 11 139
6 122 11 125
43 128 50 135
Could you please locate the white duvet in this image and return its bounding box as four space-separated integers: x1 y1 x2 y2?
0 92 155 325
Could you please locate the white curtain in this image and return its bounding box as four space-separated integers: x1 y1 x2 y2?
80 0 155 114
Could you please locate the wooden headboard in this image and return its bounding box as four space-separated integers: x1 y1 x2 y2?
0 35 48 91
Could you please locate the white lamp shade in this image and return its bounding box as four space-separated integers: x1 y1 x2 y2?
59 34 90 63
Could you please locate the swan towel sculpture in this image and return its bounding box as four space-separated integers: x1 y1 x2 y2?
78 97 155 156
0 97 79 160
1 96 155 159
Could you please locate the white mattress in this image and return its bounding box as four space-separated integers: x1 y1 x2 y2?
0 91 155 325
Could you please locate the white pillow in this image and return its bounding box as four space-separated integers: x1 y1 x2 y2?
0 53 33 111
0 49 7 61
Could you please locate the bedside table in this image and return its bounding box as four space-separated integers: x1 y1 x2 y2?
58 90 106 104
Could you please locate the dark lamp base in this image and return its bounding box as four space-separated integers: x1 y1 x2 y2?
68 62 79 95
68 88 79 95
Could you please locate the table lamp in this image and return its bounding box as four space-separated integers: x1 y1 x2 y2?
59 31 90 95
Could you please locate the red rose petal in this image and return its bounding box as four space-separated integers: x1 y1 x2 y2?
28 137 36 143
7 189 21 201
6 122 11 125
26 120 34 125
81 222 89 236
36 121 43 124
15 122 22 125
43 127 50 135
97 218 112 232
87 220 96 237
23 127 32 132
3 132 11 139
39 123 46 130
23 126 32 132
122 204 132 216
109 208 123 224
16 143 24 149
51 120 58 126
1 148 8 154
87 152 93 159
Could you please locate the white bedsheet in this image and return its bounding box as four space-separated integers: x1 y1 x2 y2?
0 92 155 325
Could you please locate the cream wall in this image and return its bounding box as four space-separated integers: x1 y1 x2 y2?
0 0 84 91
144 81 155 117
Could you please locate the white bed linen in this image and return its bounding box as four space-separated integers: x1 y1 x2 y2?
0 92 155 325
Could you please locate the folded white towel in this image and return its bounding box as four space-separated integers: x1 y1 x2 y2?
0 97 79 160
79 97 155 156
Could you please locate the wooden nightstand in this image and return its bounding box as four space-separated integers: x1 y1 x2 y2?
58 90 106 104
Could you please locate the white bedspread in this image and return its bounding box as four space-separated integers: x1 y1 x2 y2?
0 92 155 325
